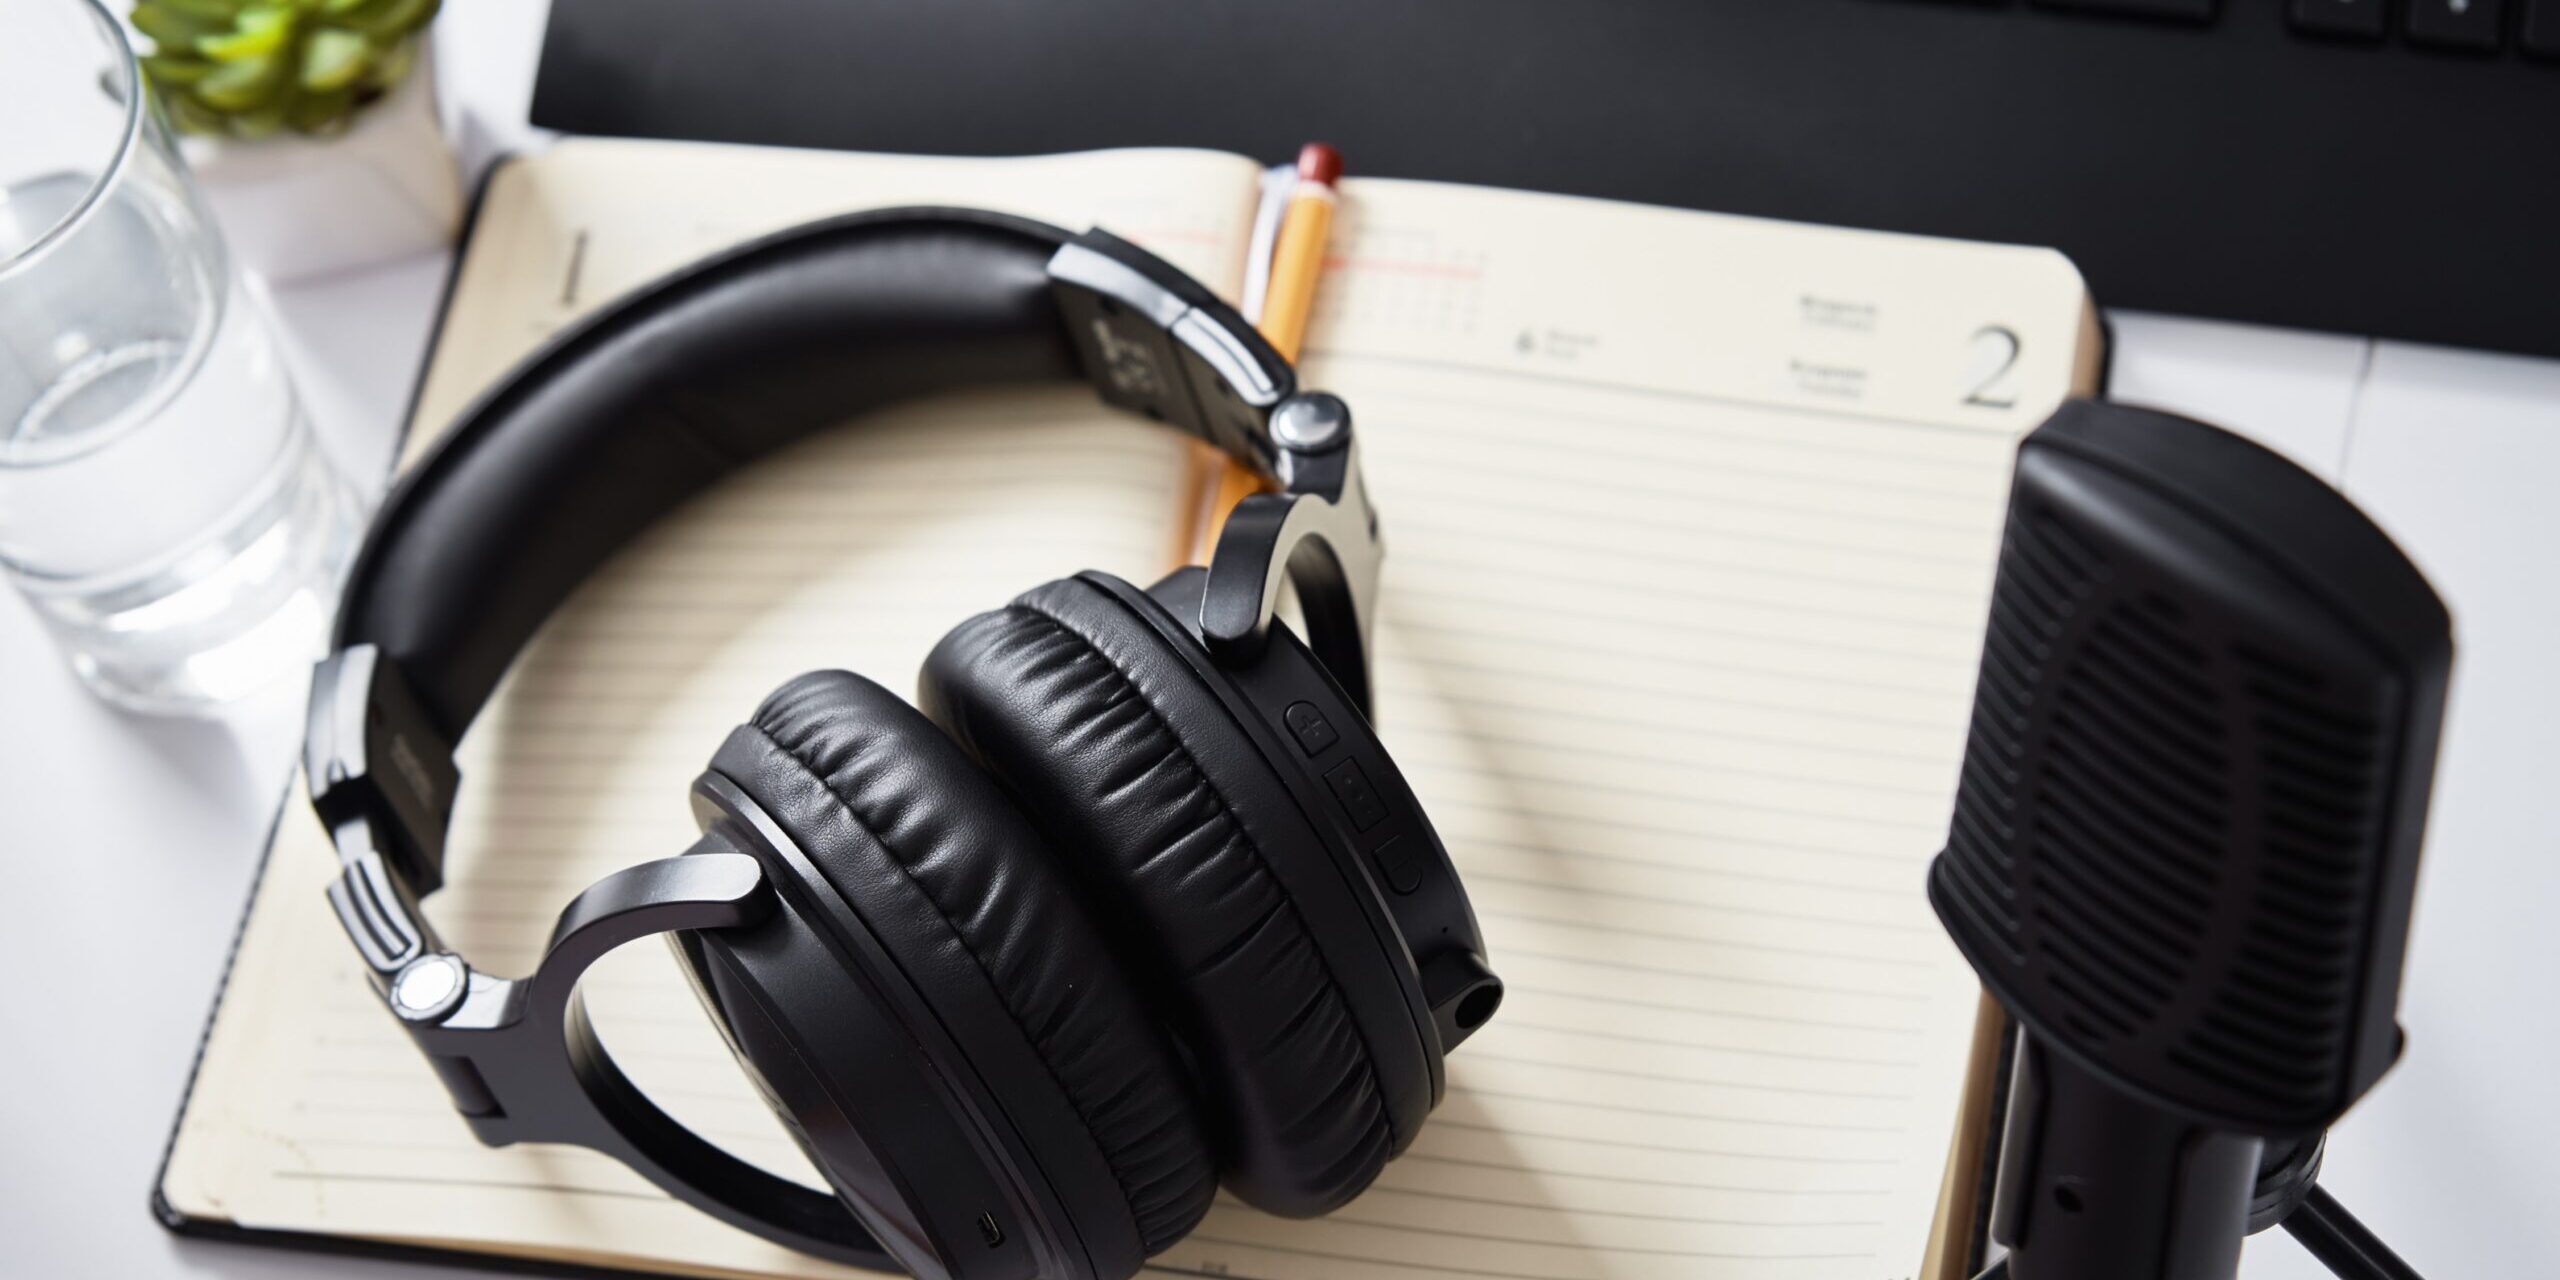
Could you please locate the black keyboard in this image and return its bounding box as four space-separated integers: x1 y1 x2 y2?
2055 0 2559 51
534 0 2560 357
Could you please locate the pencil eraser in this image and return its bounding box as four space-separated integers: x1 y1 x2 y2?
1297 143 1343 188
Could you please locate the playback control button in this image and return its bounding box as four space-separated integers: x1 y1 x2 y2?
1369 835 1424 894
1284 701 1338 756
1323 758 1390 832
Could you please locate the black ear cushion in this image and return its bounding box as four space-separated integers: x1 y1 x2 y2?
920 576 1396 1218
711 670 1216 1255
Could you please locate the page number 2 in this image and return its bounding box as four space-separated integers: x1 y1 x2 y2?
1964 325 2021 409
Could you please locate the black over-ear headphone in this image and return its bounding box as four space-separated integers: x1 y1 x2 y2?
304 208 1502 1280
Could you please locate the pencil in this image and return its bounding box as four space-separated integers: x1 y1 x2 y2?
1189 143 1342 563
1258 142 1341 364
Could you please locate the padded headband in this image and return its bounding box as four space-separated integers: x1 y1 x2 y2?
347 209 1105 737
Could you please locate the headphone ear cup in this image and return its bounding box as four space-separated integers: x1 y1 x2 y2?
704 670 1217 1271
920 574 1417 1218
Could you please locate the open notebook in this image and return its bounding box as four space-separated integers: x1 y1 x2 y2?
158 139 2102 1280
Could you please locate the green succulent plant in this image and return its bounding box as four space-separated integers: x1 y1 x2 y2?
131 0 441 140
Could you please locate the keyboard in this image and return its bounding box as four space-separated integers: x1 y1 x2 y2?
533 0 2560 357
2060 0 2558 51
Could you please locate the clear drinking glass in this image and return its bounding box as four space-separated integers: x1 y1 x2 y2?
0 0 360 714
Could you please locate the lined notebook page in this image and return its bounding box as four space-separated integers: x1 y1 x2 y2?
162 139 1266 1279
1145 180 2097 1280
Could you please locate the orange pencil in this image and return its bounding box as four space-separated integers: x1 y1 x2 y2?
1257 142 1341 364
1189 143 1342 563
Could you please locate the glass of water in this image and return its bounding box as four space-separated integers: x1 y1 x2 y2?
1 0 361 714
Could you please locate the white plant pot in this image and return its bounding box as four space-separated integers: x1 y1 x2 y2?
182 42 462 284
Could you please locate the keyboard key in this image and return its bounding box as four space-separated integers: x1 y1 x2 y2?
2035 0 2217 20
2406 0 2506 49
2292 0 2388 37
2526 0 2560 56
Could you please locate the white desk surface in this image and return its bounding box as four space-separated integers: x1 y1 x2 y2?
2 4 2552 1277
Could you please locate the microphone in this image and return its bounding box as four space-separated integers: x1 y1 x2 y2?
1928 400 2452 1280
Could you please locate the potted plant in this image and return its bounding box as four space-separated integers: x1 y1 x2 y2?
131 0 461 282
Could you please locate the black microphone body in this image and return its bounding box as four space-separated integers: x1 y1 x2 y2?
1988 1038 2261 1280
1930 401 2451 1280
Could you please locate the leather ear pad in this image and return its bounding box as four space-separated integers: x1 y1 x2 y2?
709 670 1216 1256
920 576 1398 1217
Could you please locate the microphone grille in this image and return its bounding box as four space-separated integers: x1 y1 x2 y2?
1930 402 2449 1133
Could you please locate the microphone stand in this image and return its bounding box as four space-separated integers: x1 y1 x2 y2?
1970 1132 2426 1280
2282 1186 2424 1280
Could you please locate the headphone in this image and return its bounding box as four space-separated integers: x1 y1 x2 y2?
304 208 1503 1280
